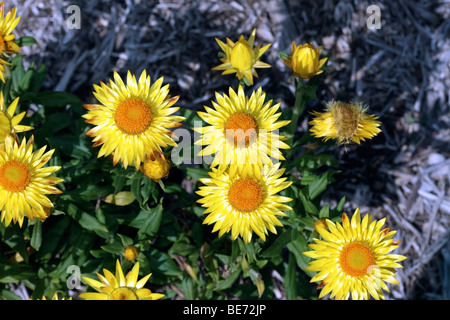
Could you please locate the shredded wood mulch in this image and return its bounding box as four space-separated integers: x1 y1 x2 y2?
13 0 450 299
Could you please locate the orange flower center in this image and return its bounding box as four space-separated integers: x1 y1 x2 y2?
339 242 375 277
225 112 258 147
0 160 31 192
115 98 152 134
108 287 139 300
228 178 263 212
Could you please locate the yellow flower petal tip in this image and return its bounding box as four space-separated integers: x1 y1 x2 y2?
309 100 382 145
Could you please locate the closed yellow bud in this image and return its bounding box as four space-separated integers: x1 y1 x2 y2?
140 152 170 183
230 39 255 72
123 245 139 261
314 218 328 233
282 42 327 79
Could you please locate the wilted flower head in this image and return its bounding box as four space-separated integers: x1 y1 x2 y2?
309 100 382 145
282 42 327 79
212 29 271 85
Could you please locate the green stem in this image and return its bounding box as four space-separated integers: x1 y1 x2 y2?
286 79 307 155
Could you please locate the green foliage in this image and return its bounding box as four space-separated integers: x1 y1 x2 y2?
0 31 344 301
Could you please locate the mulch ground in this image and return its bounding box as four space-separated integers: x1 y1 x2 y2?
13 0 450 299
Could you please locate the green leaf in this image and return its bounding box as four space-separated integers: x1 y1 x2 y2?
0 289 22 300
101 242 124 255
302 85 317 100
319 204 330 219
214 269 241 291
277 51 289 59
0 264 35 283
284 253 298 300
260 230 291 258
16 36 37 47
299 189 318 215
286 231 313 275
336 196 346 212
30 220 42 251
308 171 333 200
181 277 195 300
117 234 133 247
66 203 108 235
181 166 210 180
248 269 265 298
4 228 29 264
23 91 82 107
36 216 70 261
130 175 143 206
137 201 163 239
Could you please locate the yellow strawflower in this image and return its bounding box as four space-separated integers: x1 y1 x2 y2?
83 70 184 169
80 260 164 300
0 92 33 143
304 208 407 300
212 29 271 85
196 163 292 243
0 135 62 227
195 85 290 175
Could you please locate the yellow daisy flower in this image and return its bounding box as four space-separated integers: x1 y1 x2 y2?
309 100 382 145
281 42 327 79
83 70 185 169
196 162 292 243
195 85 290 175
0 2 20 83
0 92 33 143
80 260 164 300
0 135 63 227
212 29 271 85
304 208 407 300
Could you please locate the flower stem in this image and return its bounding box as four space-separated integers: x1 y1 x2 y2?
286 79 307 156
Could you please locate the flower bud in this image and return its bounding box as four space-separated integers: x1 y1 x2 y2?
123 245 139 261
314 218 328 233
282 42 327 79
230 39 255 72
140 152 170 183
